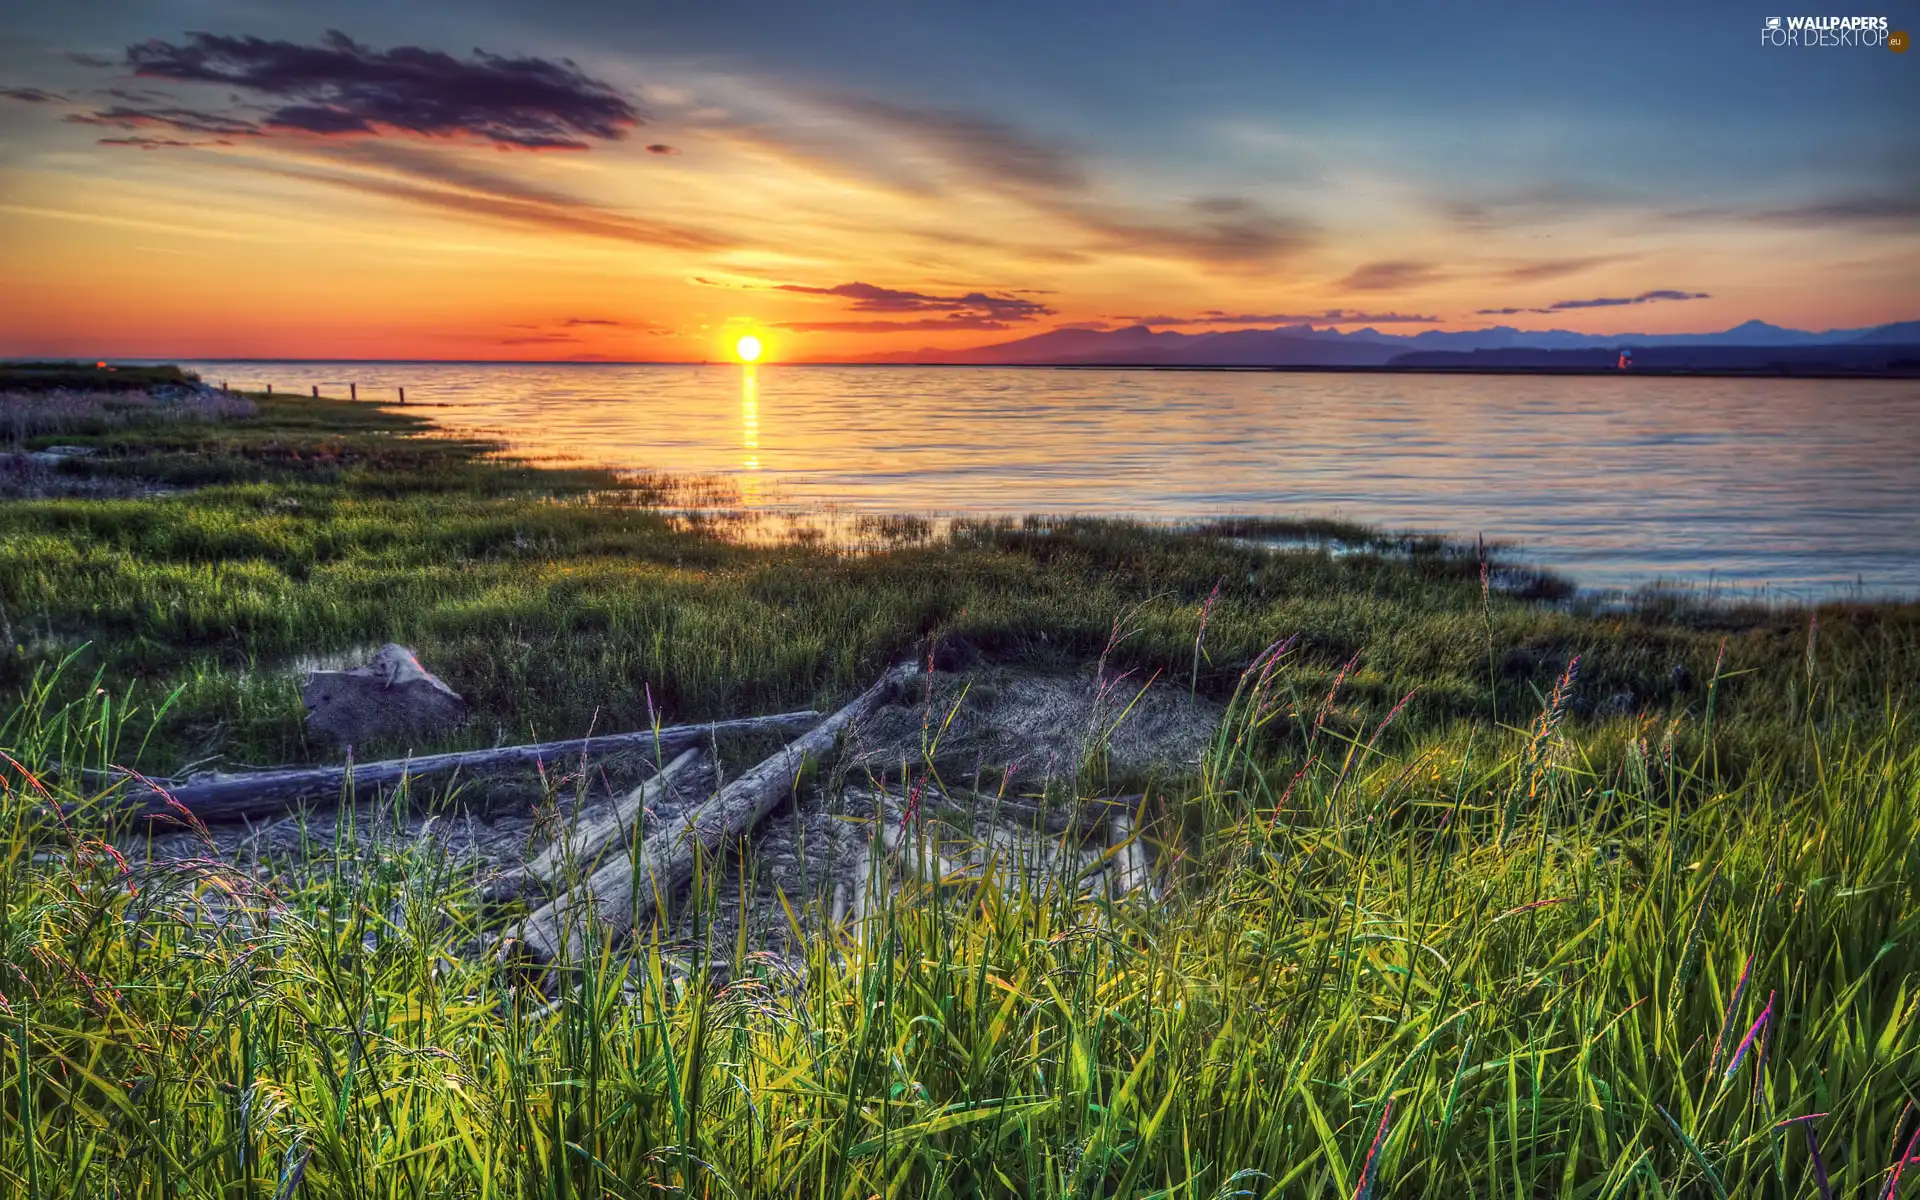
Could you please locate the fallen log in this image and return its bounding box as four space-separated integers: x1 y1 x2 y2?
116 710 823 824
840 786 1124 914
485 747 702 902
1106 811 1154 897
507 662 917 963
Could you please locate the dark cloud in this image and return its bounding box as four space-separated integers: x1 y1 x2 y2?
117 30 640 150
771 280 1053 321
98 86 178 103
742 277 1057 333
0 87 67 103
778 314 1023 333
67 104 261 137
1549 289 1709 310
1476 289 1710 315
645 143 678 155
562 317 669 331
1337 260 1444 291
67 52 115 69
507 316 672 335
96 136 222 150
267 104 375 135
1121 309 1441 327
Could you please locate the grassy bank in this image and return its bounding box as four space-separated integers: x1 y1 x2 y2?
2 370 1917 1196
0 382 1900 773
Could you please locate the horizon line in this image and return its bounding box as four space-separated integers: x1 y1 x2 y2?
6 314 1913 369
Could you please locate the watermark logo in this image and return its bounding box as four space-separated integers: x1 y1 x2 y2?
1760 15 1895 47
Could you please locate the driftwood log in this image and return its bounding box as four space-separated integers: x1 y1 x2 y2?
507 662 917 963
485 747 703 902
118 711 822 823
844 785 1152 913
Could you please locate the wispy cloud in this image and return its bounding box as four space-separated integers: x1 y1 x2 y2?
1476 288 1710 315
806 93 1087 192
67 104 261 137
304 140 589 207
778 313 1026 333
1441 181 1624 230
1494 255 1625 283
228 156 735 251
0 86 67 104
1071 197 1313 275
786 91 1313 273
1337 260 1444 291
1746 193 1920 227
1118 308 1441 327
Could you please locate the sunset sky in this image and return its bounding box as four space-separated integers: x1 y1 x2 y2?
2 1 1915 362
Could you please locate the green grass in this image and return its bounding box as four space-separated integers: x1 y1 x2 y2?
0 362 200 395
3 389 1901 772
1 381 1916 1196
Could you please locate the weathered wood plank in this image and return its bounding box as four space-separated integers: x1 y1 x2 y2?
117 710 822 823
507 664 916 963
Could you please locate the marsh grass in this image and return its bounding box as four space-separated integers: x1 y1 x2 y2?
4 383 1904 775
2 630 1916 1197
0 376 1917 1195
1 389 259 444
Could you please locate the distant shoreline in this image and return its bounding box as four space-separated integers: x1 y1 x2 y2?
46 356 1920 378
1039 361 1920 379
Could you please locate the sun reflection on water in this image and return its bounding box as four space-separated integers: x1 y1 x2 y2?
740 362 760 501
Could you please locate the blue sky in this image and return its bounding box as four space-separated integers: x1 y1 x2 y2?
1 0 1914 358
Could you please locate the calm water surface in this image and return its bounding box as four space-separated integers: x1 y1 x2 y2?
178 362 1920 597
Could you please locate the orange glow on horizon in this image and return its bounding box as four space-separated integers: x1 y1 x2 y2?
0 143 1909 361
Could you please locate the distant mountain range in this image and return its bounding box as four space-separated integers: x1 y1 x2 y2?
853 319 1920 371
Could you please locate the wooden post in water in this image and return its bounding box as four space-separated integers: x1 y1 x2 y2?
398 386 406 404
350 382 357 400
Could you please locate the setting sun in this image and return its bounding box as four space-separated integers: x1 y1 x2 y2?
735 335 763 363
